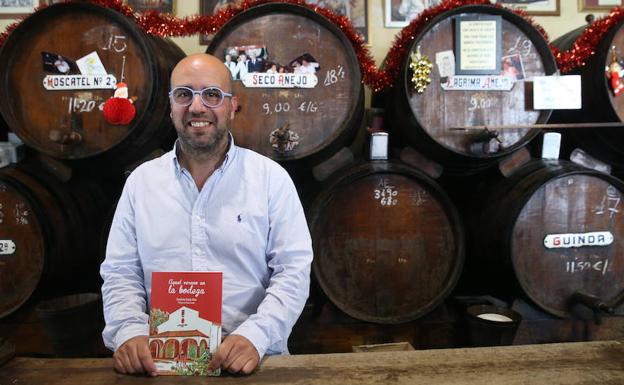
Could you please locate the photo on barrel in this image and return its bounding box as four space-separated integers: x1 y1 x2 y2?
501 54 525 80
223 46 321 80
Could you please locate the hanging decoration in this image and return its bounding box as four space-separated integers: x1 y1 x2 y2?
606 46 624 97
3 0 619 91
409 46 432 93
102 56 137 125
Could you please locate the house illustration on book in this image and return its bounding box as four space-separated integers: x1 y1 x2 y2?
149 306 221 365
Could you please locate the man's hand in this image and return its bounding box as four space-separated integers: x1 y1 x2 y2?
113 335 157 376
208 334 260 375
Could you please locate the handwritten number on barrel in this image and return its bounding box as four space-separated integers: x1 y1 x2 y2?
324 65 345 87
102 34 127 53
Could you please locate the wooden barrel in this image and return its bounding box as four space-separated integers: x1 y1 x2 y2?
551 21 624 169
309 161 464 323
0 2 184 168
0 163 112 318
207 3 364 166
379 5 557 173
469 160 624 317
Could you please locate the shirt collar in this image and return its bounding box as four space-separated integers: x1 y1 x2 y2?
171 132 237 176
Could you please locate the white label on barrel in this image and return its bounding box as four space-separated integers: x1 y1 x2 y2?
477 313 513 322
441 75 514 91
42 75 117 90
0 240 16 255
242 73 317 88
543 231 614 249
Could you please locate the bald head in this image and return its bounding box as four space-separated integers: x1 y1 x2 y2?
170 53 233 93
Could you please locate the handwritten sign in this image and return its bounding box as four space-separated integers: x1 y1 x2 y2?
533 75 581 110
43 75 117 90
456 16 501 75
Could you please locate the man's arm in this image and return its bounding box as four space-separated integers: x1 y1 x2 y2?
210 167 312 374
100 178 155 375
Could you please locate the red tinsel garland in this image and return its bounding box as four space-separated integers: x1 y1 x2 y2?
0 0 619 91
552 7 624 74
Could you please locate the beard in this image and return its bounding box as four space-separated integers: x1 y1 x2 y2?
175 113 229 157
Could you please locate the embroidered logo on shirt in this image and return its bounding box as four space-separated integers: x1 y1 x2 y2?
237 214 242 223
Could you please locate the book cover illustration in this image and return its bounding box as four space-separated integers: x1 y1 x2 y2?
149 271 222 376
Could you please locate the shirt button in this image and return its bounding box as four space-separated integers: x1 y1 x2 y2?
194 247 201 255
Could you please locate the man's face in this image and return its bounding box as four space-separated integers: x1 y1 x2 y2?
170 56 238 153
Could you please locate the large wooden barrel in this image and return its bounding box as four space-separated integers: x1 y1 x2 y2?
551 20 624 170
0 2 184 168
379 5 557 173
309 161 464 323
207 3 364 166
469 160 624 317
0 163 112 318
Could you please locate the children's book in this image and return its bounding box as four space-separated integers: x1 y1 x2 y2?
149 271 222 376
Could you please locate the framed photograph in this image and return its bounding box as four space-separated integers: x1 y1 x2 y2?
495 0 560 16
0 0 39 16
579 0 623 11
126 0 175 14
199 0 242 45
384 0 442 28
307 0 368 41
200 0 368 45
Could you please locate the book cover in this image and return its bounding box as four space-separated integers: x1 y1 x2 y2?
149 271 222 376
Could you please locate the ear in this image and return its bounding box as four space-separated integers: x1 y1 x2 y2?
229 96 239 120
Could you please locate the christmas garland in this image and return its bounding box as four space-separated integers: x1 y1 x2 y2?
552 7 624 74
0 0 622 91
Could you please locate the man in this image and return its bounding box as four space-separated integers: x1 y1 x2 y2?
223 54 238 79
247 52 264 73
100 53 312 376
236 53 248 81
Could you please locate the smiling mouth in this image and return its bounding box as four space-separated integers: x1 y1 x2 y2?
189 121 213 128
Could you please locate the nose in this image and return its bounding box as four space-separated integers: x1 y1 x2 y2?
188 93 206 113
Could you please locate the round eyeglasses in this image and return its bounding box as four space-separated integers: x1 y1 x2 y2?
169 86 233 108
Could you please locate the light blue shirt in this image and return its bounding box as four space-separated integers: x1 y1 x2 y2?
100 138 312 359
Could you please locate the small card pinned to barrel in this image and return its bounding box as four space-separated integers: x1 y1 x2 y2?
533 75 582 110
41 52 79 75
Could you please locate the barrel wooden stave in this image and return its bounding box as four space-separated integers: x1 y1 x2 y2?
310 162 464 323
208 4 363 165
384 5 556 171
472 161 624 317
0 164 113 318
551 22 624 169
0 3 183 166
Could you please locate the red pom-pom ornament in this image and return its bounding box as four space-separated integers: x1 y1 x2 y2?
103 97 136 125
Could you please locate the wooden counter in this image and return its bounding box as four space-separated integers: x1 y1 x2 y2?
1 340 623 384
